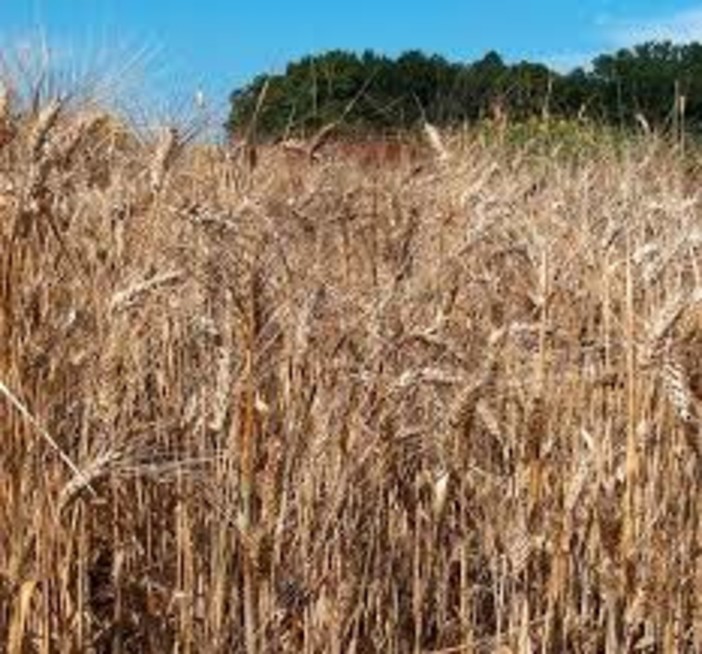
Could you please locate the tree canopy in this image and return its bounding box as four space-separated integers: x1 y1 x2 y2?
227 41 702 139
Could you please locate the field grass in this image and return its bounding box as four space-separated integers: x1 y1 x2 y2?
1 93 701 653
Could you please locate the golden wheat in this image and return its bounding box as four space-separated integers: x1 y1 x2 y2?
1 97 701 653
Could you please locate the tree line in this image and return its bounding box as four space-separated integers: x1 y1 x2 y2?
227 41 702 139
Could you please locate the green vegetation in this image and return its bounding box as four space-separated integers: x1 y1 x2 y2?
228 41 702 139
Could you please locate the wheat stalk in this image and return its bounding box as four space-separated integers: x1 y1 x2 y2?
150 126 179 192
110 269 184 312
423 121 450 162
0 378 97 497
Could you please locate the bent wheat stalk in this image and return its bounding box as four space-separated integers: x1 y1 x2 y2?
0 378 97 497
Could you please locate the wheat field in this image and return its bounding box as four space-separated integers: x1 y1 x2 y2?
0 92 701 653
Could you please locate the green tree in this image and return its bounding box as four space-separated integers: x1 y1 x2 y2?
226 40 702 140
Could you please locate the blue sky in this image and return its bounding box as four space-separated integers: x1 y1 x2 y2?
2 1 702 113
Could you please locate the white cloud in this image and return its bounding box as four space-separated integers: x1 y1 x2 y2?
605 6 702 48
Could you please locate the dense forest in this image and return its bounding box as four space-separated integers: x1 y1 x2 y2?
227 41 702 138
